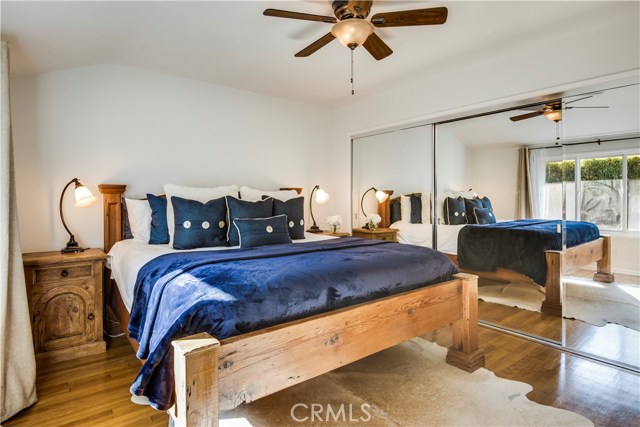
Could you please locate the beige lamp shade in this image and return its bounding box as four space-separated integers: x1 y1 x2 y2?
331 18 374 47
375 190 389 203
74 184 98 208
544 109 562 122
315 188 330 204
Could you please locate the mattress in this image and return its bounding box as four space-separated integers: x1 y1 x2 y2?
107 231 335 311
391 221 465 253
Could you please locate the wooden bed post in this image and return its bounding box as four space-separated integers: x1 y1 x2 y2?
98 184 126 253
541 250 563 316
593 235 615 283
378 190 394 228
446 273 485 372
171 333 220 427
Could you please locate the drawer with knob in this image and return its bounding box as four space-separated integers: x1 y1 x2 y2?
23 249 107 364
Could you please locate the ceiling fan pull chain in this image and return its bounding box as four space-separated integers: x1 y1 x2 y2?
351 48 355 95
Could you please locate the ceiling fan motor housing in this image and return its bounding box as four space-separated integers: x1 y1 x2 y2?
332 1 373 20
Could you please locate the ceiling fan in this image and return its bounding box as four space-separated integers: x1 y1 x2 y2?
509 96 609 123
263 1 448 61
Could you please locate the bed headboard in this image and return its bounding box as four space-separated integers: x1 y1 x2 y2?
98 184 303 253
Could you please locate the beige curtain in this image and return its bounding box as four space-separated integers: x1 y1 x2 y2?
515 147 533 219
1 41 37 422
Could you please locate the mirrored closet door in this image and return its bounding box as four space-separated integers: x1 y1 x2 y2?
435 110 564 343
560 83 640 370
352 125 434 245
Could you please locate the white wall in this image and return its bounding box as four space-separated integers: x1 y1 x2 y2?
11 65 332 252
352 126 432 226
467 146 519 220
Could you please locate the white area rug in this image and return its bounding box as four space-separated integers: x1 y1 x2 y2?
478 280 546 312
221 338 592 427
563 276 640 331
478 276 640 331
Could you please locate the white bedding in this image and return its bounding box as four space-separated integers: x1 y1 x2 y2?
391 221 466 254
107 232 335 312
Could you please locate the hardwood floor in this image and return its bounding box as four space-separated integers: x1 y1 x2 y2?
7 327 639 427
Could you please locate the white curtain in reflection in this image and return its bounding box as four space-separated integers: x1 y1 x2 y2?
515 147 533 218
529 148 547 218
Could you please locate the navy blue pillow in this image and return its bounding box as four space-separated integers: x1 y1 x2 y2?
474 207 497 224
271 196 305 240
480 196 493 212
171 196 228 249
464 198 483 225
226 196 274 246
233 215 292 248
147 194 169 244
122 199 133 240
390 198 401 224
410 194 422 224
445 196 467 225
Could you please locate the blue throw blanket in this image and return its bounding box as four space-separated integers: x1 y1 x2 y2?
129 237 458 410
457 219 599 285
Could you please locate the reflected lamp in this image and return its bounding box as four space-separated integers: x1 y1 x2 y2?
360 187 389 229
59 178 98 253
307 185 329 233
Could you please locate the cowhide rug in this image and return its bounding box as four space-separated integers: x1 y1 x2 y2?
220 338 592 427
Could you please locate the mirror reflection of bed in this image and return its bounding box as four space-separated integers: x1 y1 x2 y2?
351 78 640 371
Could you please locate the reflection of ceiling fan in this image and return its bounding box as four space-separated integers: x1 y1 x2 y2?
263 1 448 60
509 96 609 123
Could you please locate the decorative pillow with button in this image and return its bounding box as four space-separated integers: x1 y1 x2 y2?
233 215 293 248
445 196 467 225
226 196 274 246
266 196 305 240
464 197 484 224
479 196 493 212
474 207 497 224
171 196 228 249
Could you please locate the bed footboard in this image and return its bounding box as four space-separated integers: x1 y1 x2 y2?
168 274 484 427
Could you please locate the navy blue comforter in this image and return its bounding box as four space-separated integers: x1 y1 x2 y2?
129 237 458 410
457 219 599 285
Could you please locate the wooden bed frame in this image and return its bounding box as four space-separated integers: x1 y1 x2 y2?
99 184 485 427
379 195 615 316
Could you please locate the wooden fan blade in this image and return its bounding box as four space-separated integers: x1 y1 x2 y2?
363 32 393 60
371 7 448 27
295 33 336 57
565 106 609 109
263 9 336 24
510 110 544 122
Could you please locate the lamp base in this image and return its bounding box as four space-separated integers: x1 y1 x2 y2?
61 238 85 254
306 225 323 233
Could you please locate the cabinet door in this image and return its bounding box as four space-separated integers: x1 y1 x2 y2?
32 284 97 352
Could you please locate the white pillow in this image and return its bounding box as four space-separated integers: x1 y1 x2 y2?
422 193 431 224
164 184 239 245
400 195 411 223
124 198 152 242
239 186 299 202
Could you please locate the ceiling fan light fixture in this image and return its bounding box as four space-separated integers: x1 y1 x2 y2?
544 109 562 122
331 18 374 48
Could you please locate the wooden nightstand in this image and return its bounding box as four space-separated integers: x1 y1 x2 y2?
23 248 107 363
352 227 398 242
319 230 350 237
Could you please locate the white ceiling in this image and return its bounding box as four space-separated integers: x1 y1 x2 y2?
2 1 638 107
442 81 640 147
